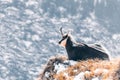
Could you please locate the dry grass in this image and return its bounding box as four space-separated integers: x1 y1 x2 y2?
54 59 120 80
38 56 120 80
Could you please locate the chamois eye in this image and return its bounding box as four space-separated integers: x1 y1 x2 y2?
63 35 68 39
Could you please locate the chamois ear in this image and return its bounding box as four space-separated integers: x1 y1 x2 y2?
67 29 73 37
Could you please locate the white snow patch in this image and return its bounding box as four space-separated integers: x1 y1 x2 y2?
3 53 12 62
5 7 19 16
23 40 32 48
50 18 59 24
112 34 120 40
49 39 56 44
24 9 34 15
26 0 38 6
92 77 100 80
84 17 98 27
1 66 7 71
54 63 66 74
1 0 13 3
90 11 96 20
54 60 77 74
73 69 109 80
0 13 5 18
39 8 43 14
44 72 50 78
5 7 19 11
80 37 93 42
58 6 66 13
60 18 69 23
74 72 85 80
32 35 40 41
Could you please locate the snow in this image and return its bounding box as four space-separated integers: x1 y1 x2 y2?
92 77 100 80
32 35 40 41
0 0 13 4
24 9 34 15
54 60 77 74
112 34 120 40
23 40 32 48
60 18 69 23
0 0 120 80
74 71 102 80
58 7 66 13
74 72 85 80
4 7 19 15
54 63 66 74
0 13 5 18
25 0 38 6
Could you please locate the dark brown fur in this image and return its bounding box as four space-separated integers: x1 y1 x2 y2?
59 35 109 61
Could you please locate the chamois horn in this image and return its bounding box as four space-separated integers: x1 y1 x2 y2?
60 27 64 36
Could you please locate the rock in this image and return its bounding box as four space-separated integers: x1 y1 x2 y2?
38 56 120 80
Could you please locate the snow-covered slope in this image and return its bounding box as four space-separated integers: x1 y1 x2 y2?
0 0 120 80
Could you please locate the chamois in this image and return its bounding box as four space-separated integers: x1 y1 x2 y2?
59 27 109 61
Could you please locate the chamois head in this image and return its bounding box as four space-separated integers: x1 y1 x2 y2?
58 27 69 47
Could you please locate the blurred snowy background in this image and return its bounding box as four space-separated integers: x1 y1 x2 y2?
0 0 120 80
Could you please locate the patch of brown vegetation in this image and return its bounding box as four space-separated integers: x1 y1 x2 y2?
112 61 120 80
54 59 120 80
37 56 120 80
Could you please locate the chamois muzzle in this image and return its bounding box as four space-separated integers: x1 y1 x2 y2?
59 36 67 43
58 40 62 44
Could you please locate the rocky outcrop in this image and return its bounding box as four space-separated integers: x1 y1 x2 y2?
38 56 120 80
